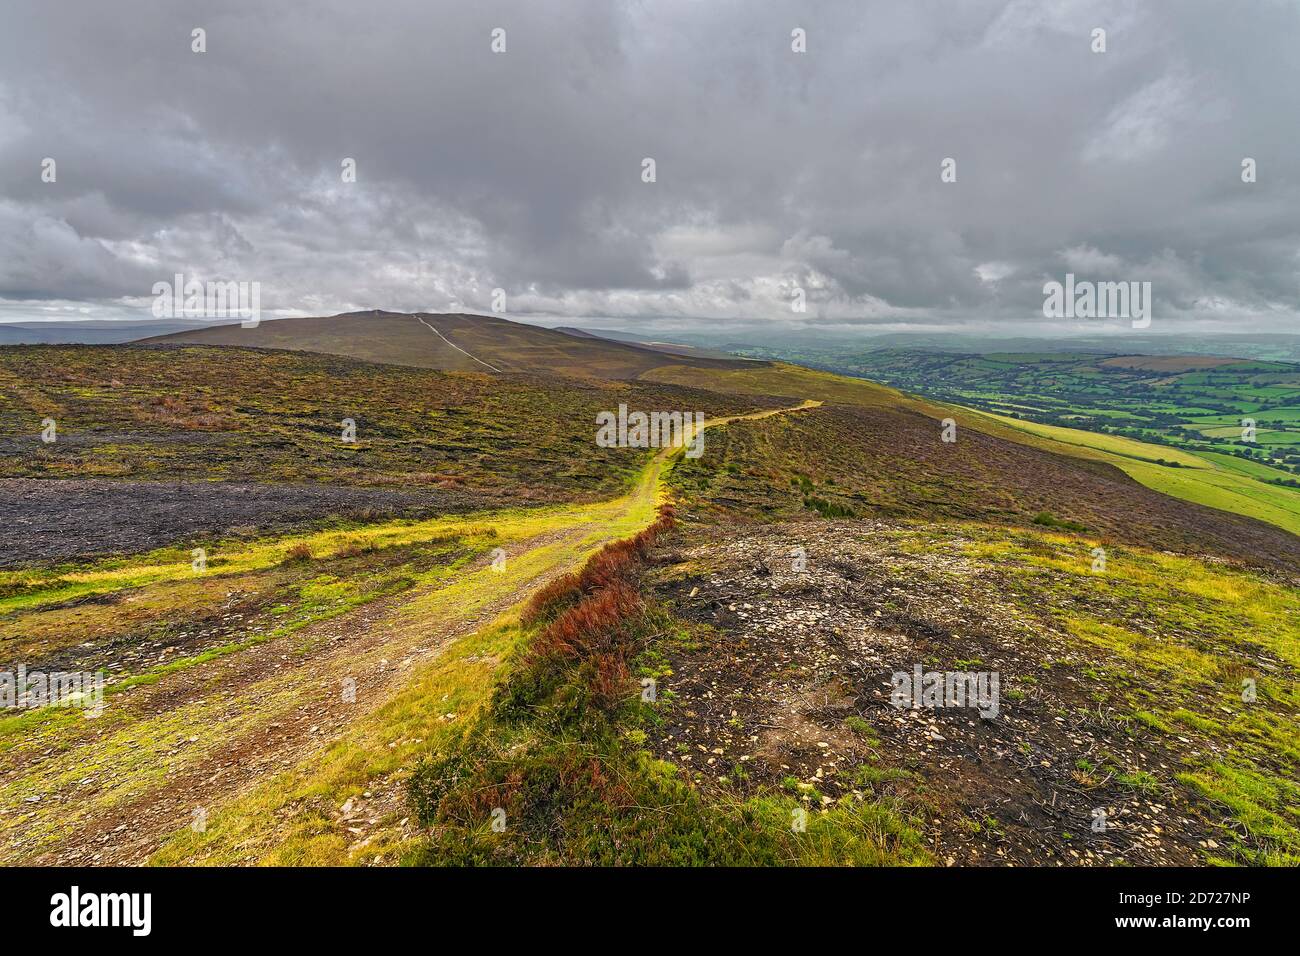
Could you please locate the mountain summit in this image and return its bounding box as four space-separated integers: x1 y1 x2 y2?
140 310 764 380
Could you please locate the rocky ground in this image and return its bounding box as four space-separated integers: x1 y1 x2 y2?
644 520 1233 866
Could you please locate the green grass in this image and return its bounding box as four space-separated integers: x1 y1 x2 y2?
6 337 1297 868
0 416 690 861
1032 512 1088 532
784 348 1300 464
970 409 1300 536
959 528 1300 864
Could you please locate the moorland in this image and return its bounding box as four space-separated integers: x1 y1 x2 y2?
1 313 1295 867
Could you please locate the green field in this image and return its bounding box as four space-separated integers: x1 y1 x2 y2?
968 410 1300 537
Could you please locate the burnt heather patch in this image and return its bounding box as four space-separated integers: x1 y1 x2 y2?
0 478 482 568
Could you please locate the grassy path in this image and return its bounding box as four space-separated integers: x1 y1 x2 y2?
0 400 817 865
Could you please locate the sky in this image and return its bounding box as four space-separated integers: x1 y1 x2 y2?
0 0 1297 337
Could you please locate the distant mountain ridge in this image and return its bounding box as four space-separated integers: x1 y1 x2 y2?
0 320 229 345
138 310 767 380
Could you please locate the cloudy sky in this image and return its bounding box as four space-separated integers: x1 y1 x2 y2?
1 0 1297 336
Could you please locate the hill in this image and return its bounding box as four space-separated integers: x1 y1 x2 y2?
140 311 765 380
2 340 1297 868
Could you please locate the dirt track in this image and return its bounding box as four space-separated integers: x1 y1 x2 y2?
1 536 572 865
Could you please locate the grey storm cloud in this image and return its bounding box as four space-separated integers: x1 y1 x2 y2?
0 0 1297 332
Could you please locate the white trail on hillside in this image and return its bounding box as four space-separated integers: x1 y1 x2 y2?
415 315 503 373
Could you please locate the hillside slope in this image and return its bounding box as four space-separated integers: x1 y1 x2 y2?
140 311 764 380
644 362 1300 541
